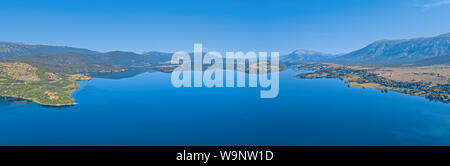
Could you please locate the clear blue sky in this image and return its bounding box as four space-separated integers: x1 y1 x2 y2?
1 0 449 54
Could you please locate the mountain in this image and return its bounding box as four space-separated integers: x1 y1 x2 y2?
144 51 221 64
411 54 450 66
334 33 450 64
0 42 98 59
142 51 173 64
9 51 152 74
95 51 151 67
280 49 335 64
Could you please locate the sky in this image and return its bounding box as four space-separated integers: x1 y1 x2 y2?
0 0 449 54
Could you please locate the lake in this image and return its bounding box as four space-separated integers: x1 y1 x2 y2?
0 69 449 145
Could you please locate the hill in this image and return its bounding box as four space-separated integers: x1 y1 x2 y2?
280 49 335 65
142 51 173 65
8 51 152 74
0 42 97 59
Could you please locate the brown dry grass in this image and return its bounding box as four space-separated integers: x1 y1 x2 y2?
372 65 450 84
322 64 450 85
0 62 40 81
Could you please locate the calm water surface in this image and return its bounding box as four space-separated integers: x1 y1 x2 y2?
0 69 449 145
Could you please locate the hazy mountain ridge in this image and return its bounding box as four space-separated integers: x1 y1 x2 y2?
1 32 449 74
0 42 98 59
142 51 173 64
280 49 336 64
334 33 450 64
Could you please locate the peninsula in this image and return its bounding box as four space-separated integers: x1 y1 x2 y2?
0 62 91 106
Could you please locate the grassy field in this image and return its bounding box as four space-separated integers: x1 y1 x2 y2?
371 65 450 85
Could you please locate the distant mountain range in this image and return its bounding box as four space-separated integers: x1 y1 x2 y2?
8 51 153 74
0 42 97 59
278 32 450 65
333 33 450 65
1 32 449 74
142 51 173 65
279 49 336 64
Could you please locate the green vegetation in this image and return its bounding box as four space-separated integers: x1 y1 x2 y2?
0 62 88 106
296 63 450 103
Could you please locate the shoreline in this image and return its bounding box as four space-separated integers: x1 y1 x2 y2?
0 93 78 107
295 64 450 104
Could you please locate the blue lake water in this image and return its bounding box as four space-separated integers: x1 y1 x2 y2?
0 69 449 145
